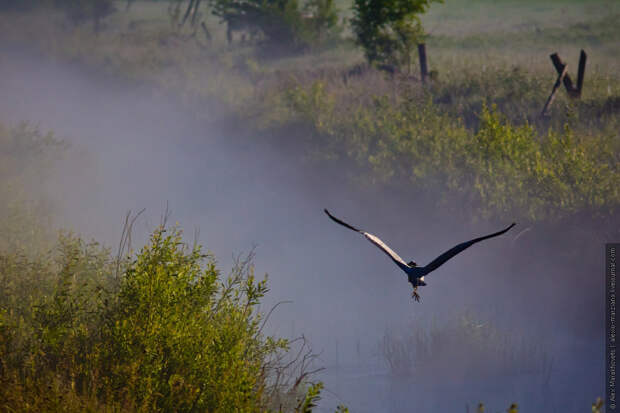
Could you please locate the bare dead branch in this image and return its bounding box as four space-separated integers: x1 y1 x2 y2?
115 208 145 279
258 300 293 336
160 201 171 228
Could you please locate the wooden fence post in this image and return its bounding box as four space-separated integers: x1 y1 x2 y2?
576 49 587 98
418 43 428 83
550 53 579 98
541 64 568 116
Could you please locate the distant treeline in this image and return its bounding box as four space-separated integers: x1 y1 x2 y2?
0 0 115 29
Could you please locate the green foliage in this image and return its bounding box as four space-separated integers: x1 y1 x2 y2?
0 234 116 412
295 382 323 413
210 0 340 50
107 227 276 411
302 0 342 47
0 226 294 411
592 397 604 413
351 0 439 68
293 383 349 413
284 82 619 223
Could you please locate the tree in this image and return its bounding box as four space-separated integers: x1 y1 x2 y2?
302 0 341 46
58 0 116 32
210 0 340 51
351 0 439 70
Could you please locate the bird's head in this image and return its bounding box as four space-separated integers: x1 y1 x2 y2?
407 261 417 267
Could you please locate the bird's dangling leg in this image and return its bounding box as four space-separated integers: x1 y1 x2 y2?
412 287 421 302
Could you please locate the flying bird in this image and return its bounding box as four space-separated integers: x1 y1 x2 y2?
324 209 515 302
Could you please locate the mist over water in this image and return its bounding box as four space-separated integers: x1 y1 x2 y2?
0 46 604 412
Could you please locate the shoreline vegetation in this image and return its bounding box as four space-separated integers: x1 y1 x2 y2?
2 1 617 228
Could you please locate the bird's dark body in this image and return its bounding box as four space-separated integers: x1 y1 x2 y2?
407 272 427 286
324 209 515 301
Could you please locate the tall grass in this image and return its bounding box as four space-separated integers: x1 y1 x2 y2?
380 312 553 385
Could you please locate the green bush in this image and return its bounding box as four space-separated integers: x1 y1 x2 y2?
0 226 301 411
0 234 115 411
210 0 340 51
351 0 439 68
107 228 279 411
284 82 619 222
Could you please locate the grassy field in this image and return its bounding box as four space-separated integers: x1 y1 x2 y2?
1 0 618 227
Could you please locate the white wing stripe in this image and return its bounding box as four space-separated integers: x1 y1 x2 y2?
363 232 408 267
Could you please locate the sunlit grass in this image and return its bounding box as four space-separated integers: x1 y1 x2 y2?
0 0 617 223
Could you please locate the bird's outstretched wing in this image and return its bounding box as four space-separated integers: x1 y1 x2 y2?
324 209 410 271
362 232 410 271
423 223 516 274
324 209 362 232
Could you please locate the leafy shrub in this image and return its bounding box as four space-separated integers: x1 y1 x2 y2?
284 82 619 223
0 234 116 411
106 228 280 411
0 226 308 411
210 0 340 51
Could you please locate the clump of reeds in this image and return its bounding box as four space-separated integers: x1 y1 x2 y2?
380 312 553 384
